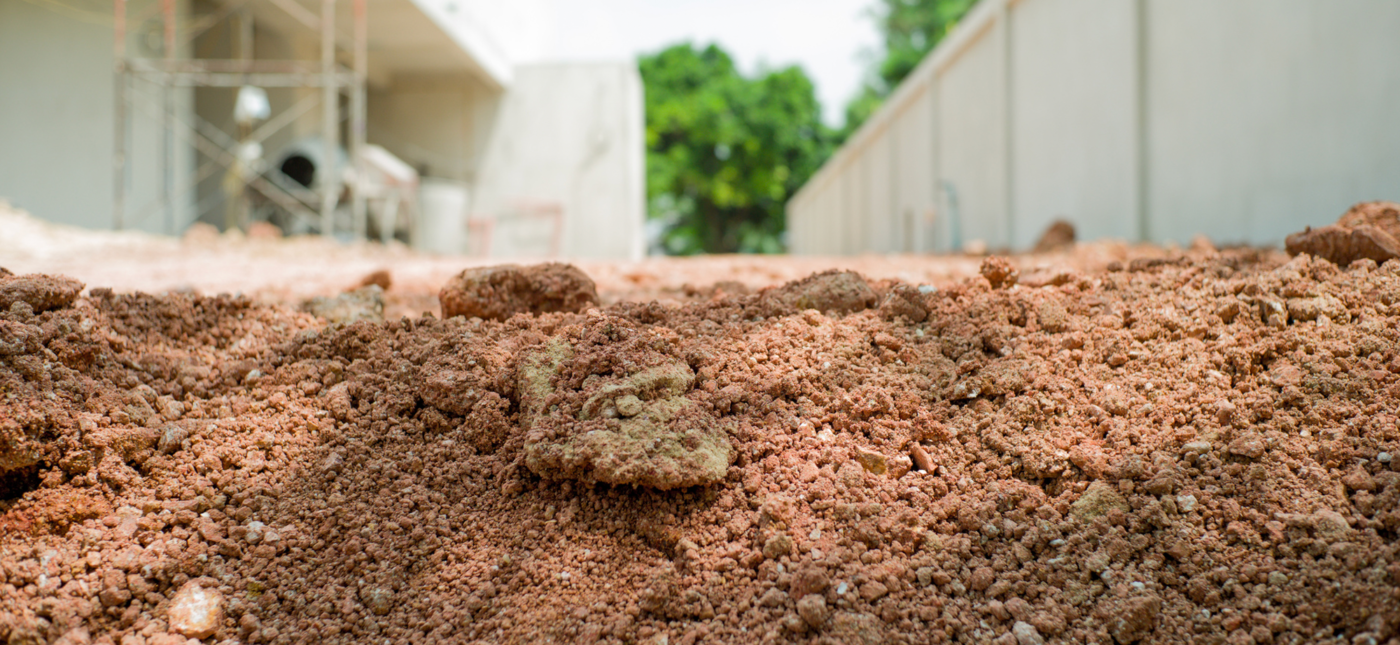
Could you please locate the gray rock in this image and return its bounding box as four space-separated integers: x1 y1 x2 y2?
302 285 384 325
1013 621 1045 645
158 425 188 454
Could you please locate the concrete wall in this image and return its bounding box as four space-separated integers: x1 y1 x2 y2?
367 75 501 184
1009 0 1137 249
936 14 1007 251
789 0 1400 254
892 88 938 253
0 0 194 234
471 63 645 260
1145 0 1400 246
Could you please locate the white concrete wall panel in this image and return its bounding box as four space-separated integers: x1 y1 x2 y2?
0 0 194 234
1146 0 1400 245
840 158 862 255
1010 0 1137 248
367 76 498 184
937 23 1008 250
825 173 846 254
892 88 937 253
471 63 645 260
864 133 895 253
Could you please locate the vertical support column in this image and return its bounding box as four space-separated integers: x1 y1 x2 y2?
351 0 367 240
891 104 906 253
1000 0 1015 251
320 0 338 237
162 0 177 234
113 0 127 230
928 78 942 254
1133 0 1151 243
239 8 253 60
228 8 254 233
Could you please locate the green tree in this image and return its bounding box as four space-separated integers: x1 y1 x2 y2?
839 0 978 141
640 43 832 254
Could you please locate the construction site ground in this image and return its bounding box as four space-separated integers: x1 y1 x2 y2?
2 204 1399 645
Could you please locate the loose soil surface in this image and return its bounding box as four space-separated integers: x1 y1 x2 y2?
3 205 1400 645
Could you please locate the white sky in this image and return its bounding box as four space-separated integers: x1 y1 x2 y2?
527 0 883 126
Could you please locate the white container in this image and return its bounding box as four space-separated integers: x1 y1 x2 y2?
416 179 470 255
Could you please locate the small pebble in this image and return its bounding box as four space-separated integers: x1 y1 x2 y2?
1379 452 1393 464
797 594 828 628
158 425 188 455
244 521 265 545
615 394 643 417
168 582 225 639
1012 621 1045 645
1182 441 1212 455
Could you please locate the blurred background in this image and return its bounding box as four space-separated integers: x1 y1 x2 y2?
1 0 1398 260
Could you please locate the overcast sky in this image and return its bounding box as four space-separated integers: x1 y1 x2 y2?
531 0 882 126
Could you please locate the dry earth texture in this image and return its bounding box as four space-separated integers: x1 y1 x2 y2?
3 217 1400 645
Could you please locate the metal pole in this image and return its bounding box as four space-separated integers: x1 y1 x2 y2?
320 0 337 237
113 0 127 230
351 0 367 240
162 0 177 234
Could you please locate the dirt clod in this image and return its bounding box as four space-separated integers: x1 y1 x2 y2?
764 269 877 314
0 272 83 313
980 256 1020 289
1286 200 1400 266
1032 219 1076 253
1070 480 1131 521
519 317 734 489
438 262 599 320
357 268 392 291
301 284 385 324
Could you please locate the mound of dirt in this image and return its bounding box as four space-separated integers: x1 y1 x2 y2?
2 253 1400 645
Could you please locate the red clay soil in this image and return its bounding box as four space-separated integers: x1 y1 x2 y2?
3 248 1400 645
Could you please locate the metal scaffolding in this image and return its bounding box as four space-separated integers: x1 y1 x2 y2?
112 0 368 237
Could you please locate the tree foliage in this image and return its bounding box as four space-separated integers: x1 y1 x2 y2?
840 0 978 141
640 43 832 254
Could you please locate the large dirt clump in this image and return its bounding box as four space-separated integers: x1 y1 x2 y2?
518 314 734 490
0 270 84 314
2 252 1400 644
1286 200 1400 267
439 262 600 321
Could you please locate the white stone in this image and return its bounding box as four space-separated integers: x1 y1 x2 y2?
1013 621 1045 645
168 582 224 639
244 521 265 544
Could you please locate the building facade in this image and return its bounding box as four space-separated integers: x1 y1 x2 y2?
788 0 1400 255
0 0 644 259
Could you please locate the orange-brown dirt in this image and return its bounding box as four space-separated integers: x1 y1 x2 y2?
3 223 1400 644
